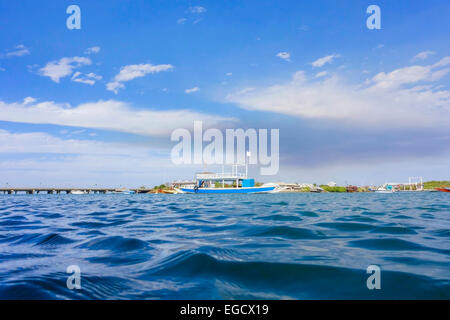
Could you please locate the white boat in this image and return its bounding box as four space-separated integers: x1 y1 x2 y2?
111 188 136 194
175 162 281 194
70 190 87 195
375 186 394 193
174 153 283 194
310 186 324 193
176 174 279 194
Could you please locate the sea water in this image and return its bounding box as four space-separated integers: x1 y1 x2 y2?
0 192 449 299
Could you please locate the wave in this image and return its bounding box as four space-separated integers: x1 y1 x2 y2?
0 233 75 246
257 214 303 222
349 238 450 255
144 251 450 299
78 236 149 252
246 226 328 240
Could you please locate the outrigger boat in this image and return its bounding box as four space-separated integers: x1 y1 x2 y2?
110 188 136 194
175 162 279 194
175 173 277 194
375 184 395 193
435 186 450 192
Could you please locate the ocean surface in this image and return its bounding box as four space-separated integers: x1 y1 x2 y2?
0 192 449 300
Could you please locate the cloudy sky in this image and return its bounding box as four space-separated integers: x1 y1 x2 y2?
0 0 449 187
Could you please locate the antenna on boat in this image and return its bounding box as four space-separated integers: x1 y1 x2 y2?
246 151 251 178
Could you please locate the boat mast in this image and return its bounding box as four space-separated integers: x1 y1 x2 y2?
245 151 251 178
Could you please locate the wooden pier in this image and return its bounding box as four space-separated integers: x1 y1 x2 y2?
0 188 117 195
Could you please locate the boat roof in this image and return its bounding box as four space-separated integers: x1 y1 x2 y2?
195 172 248 180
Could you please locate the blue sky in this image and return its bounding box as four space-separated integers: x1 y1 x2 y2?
0 0 449 187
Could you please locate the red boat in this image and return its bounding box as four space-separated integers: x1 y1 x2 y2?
435 187 450 192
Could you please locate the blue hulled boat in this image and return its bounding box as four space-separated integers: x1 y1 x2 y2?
175 170 278 194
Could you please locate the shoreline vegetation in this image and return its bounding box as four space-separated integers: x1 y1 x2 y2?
423 181 450 190
146 180 450 193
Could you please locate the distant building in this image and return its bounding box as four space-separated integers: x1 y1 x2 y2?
327 181 337 187
273 182 313 191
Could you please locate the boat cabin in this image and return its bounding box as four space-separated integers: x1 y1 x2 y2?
195 172 255 189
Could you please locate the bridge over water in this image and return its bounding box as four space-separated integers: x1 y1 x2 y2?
0 188 117 194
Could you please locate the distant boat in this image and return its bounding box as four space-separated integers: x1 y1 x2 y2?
175 167 278 194
435 187 450 192
70 190 86 195
310 186 324 193
154 189 177 194
176 174 277 194
375 186 394 193
175 154 281 194
111 189 135 194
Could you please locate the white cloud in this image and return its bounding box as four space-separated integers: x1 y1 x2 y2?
227 58 450 129
0 129 177 170
5 44 30 57
69 129 86 135
114 64 173 82
23 97 36 105
84 46 101 54
189 6 207 14
370 59 449 89
236 87 255 95
85 72 101 79
312 54 339 68
71 71 102 85
106 63 173 94
226 72 233 76
106 81 125 93
39 56 92 83
185 87 200 94
276 52 291 61
177 18 187 24
0 129 185 187
0 99 233 136
0 129 128 155
411 51 435 61
432 56 450 68
315 71 328 78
